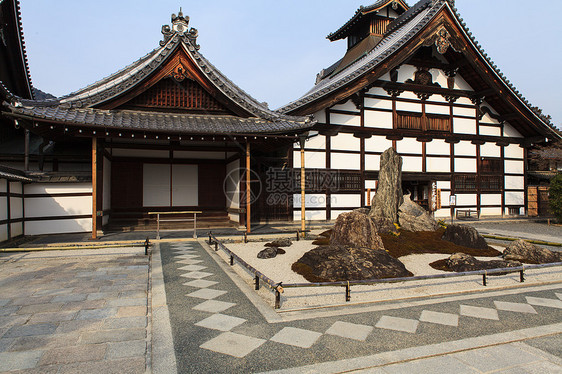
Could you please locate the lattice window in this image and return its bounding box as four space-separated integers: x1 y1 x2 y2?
454 174 477 192
126 78 230 112
480 176 502 192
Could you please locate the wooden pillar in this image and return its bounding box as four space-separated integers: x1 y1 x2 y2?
91 137 98 240
300 137 306 233
246 142 251 233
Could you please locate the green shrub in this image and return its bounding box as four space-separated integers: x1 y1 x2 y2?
550 173 562 222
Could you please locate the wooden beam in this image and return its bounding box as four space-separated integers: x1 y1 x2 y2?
91 137 98 240
300 138 306 234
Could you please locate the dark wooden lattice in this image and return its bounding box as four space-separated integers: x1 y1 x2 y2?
125 78 231 113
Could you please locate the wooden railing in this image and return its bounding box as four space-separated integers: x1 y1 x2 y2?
148 211 202 240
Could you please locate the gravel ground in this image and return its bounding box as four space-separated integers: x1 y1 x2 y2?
466 221 562 246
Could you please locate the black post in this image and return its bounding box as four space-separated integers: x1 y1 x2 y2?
296 230 300 241
145 238 149 256
244 232 248 243
482 273 487 286
230 255 234 266
254 275 260 290
345 283 351 302
520 270 525 283
214 242 218 251
275 289 281 309
208 231 212 245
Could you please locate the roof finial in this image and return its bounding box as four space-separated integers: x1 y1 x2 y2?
178 7 183 18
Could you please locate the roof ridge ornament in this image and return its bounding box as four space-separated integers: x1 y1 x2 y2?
160 9 200 50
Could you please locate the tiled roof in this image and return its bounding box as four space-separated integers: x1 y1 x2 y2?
7 11 313 136
0 164 31 182
8 105 313 135
327 0 409 41
278 0 560 139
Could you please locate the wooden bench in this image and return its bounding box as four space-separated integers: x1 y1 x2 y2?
456 209 480 220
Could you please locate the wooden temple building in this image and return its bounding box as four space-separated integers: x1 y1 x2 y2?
0 0 560 242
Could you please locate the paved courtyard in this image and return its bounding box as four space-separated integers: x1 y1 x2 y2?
0 247 149 373
0 220 560 373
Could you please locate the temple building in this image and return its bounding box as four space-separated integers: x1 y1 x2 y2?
280 0 560 221
0 0 560 242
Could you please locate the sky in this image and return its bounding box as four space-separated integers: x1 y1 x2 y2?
19 0 562 127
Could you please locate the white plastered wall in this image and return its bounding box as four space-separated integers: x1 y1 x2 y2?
226 159 240 222
24 183 93 236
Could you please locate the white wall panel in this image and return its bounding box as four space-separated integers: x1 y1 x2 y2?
0 225 7 242
453 117 477 134
426 139 450 155
505 144 524 159
426 157 450 172
453 107 476 117
11 222 23 237
331 194 361 208
456 97 473 105
331 153 360 170
330 113 361 127
330 210 352 220
434 208 450 218
364 97 393 110
440 190 451 207
313 110 326 123
293 194 327 208
9 182 21 194
294 151 326 169
365 155 381 171
26 218 92 236
454 158 477 173
398 65 416 83
453 75 473 91
365 180 378 189
112 149 169 158
396 138 422 154
396 101 422 112
0 179 6 192
481 207 502 216
331 133 360 151
481 194 502 206
10 197 23 219
171 165 198 207
437 181 451 190
331 99 358 112
24 183 92 195
505 175 524 190
305 135 327 150
425 104 450 115
503 123 523 138
366 87 388 96
143 164 171 207
454 141 476 156
480 143 501 157
505 191 524 205
479 125 501 136
25 196 92 218
0 197 6 220
402 156 423 172
293 210 326 221
430 68 448 87
364 110 393 128
365 135 393 152
505 160 524 174
456 194 477 206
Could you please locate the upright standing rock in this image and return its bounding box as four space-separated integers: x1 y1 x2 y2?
369 148 403 223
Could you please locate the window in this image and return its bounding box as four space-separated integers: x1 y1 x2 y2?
454 175 477 192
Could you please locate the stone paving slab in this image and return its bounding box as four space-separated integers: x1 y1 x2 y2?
0 247 150 373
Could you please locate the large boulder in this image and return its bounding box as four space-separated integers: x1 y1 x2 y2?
330 210 385 251
369 148 403 223
293 245 413 282
442 224 488 250
446 253 521 272
503 240 562 264
257 247 281 259
265 238 293 248
398 194 440 232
